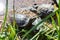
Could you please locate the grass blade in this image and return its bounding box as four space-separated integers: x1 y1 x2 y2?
2 0 8 30
22 10 58 39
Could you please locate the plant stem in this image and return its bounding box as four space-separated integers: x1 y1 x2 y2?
58 0 60 40
13 0 16 28
22 10 58 39
2 0 8 30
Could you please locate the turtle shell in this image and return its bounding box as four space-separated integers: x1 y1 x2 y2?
8 8 38 27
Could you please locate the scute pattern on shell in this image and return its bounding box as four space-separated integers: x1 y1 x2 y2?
8 8 38 27
8 8 38 19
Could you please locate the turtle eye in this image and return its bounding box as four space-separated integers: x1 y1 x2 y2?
53 0 59 7
33 4 38 9
34 4 37 5
52 2 54 5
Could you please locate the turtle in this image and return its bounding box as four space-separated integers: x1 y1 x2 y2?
8 0 58 29
8 7 39 28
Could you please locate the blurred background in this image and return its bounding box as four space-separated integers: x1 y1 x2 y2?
0 0 53 20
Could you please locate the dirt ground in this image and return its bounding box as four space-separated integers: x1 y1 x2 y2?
0 0 53 28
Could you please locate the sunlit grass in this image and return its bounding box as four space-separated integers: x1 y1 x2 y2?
0 0 60 40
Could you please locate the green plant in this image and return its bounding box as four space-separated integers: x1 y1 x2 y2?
0 0 60 40
0 0 19 40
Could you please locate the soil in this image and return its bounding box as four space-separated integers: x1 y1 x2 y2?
0 0 54 29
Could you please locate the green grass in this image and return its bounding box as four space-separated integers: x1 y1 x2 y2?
0 0 60 40
2 0 8 31
0 0 18 40
22 11 57 40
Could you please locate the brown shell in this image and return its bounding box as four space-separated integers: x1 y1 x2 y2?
8 8 38 19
